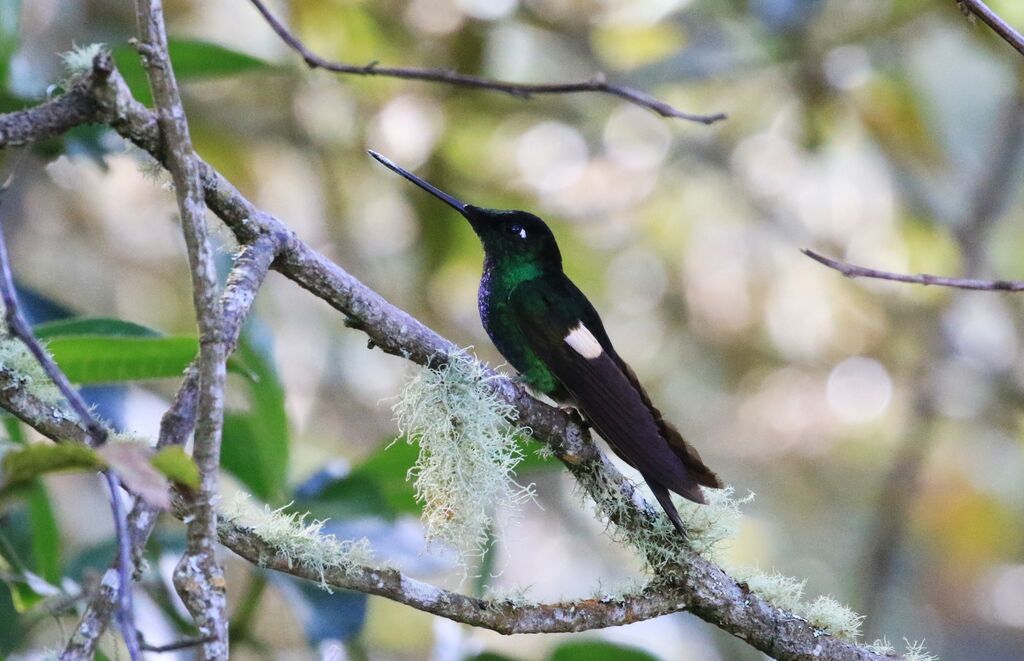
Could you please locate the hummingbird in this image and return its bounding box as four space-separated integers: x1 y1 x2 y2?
368 150 722 535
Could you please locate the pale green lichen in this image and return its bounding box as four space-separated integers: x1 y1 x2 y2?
0 336 66 409
59 43 106 79
533 443 556 461
867 638 897 656
108 431 154 446
676 487 755 560
223 493 375 591
802 595 865 640
588 577 647 603
392 352 535 567
731 567 807 614
577 475 871 642
903 639 938 661
483 584 535 611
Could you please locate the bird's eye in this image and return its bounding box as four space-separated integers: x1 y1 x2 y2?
510 224 527 239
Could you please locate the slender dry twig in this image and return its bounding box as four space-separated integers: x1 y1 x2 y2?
957 0 1024 57
133 2 230 657
139 634 217 653
60 236 281 660
0 54 895 661
246 0 726 125
0 183 141 661
802 248 1024 291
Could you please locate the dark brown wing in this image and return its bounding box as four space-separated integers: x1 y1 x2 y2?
509 277 720 504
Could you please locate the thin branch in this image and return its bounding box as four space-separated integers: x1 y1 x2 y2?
0 55 891 660
133 2 230 657
139 635 216 653
957 0 1024 57
61 235 281 660
101 473 140 661
802 248 1024 291
246 0 726 125
217 515 689 634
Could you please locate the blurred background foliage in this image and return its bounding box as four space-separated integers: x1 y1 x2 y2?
1 0 1024 659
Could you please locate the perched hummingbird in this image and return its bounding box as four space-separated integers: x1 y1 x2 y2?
368 150 722 534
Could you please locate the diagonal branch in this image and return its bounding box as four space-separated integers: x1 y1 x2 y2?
246 0 726 125
957 0 1024 57
802 248 1024 291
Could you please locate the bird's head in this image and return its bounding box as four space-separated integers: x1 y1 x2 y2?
369 150 562 271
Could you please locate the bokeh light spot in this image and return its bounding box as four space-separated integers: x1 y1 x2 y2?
826 356 892 423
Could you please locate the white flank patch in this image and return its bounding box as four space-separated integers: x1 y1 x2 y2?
564 322 603 359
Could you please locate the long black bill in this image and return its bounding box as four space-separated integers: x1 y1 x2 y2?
367 150 467 213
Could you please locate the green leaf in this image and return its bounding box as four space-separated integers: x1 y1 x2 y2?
112 39 272 106
1 443 101 488
37 317 254 384
0 0 21 92
5 576 43 613
299 439 419 523
26 483 60 584
0 543 59 614
45 335 201 384
2 416 24 444
34 317 161 339
516 436 559 473
0 583 22 655
549 641 659 661
221 322 289 503
151 446 200 489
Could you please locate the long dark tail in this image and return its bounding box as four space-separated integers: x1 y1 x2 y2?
648 480 688 538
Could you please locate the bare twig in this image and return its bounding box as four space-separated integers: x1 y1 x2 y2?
957 0 1024 57
134 2 230 656
139 634 217 653
802 248 1024 291
0 55 893 660
246 0 726 125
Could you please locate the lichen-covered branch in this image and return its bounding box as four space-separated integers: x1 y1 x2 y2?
133 2 230 656
245 0 726 125
0 54 894 660
60 235 281 661
217 513 689 634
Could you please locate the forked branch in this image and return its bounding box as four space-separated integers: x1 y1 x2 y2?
246 0 726 125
